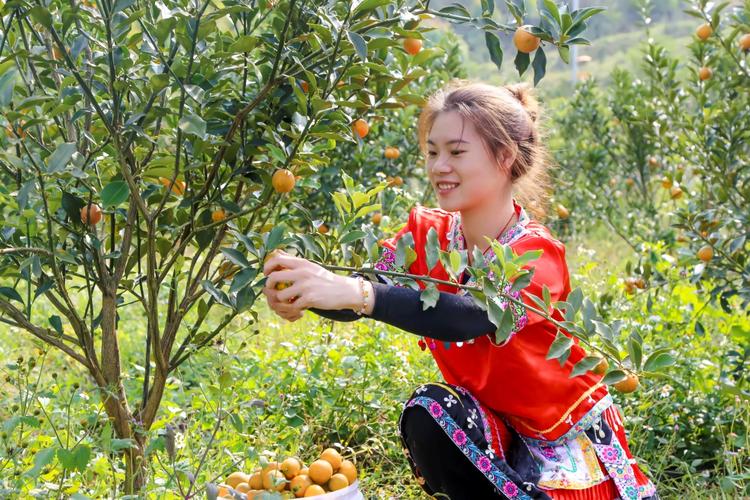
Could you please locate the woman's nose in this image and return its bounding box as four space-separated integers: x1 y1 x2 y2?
431 154 453 173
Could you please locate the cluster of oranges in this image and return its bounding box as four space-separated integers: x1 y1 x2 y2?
695 22 750 81
218 449 358 499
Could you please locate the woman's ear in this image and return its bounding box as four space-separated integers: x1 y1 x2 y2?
497 147 516 174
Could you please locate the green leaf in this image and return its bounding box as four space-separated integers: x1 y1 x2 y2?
532 47 547 86
220 247 250 268
570 356 602 378
150 73 170 91
514 51 530 76
644 352 676 372
510 272 532 293
420 282 439 310
0 68 18 107
352 0 391 17
542 284 551 309
546 331 573 360
46 143 77 173
178 114 206 138
480 0 494 15
484 32 503 71
558 45 570 64
228 35 260 53
602 369 627 385
201 280 230 307
542 0 561 25
100 181 130 207
627 336 642 370
63 445 90 472
234 284 255 312
24 447 56 478
28 7 53 28
229 268 257 293
492 305 515 344
347 31 368 60
265 225 285 251
0 287 23 304
426 227 440 272
49 315 63 335
340 230 366 245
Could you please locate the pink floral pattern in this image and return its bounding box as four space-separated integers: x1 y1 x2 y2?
453 429 467 446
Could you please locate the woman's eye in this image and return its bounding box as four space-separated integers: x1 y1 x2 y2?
427 151 437 157
451 150 464 155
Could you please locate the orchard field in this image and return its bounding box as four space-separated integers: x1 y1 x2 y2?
0 0 747 498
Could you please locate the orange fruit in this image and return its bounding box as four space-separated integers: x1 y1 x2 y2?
740 33 750 51
402 38 422 55
320 448 342 471
290 474 313 497
625 177 635 187
248 471 263 489
80 203 102 225
371 212 382 225
272 169 296 193
281 457 302 479
235 482 251 493
699 66 712 81
317 224 329 234
634 278 646 290
388 175 403 187
697 245 713 262
592 358 609 376
217 484 230 497
328 473 349 491
299 467 309 476
384 146 400 159
304 484 326 497
661 177 673 189
263 469 287 492
225 471 250 488
670 186 683 199
613 373 639 393
308 459 333 485
300 81 309 93
338 460 357 484
648 156 659 168
556 204 569 219
211 209 227 223
696 23 713 41
159 177 186 195
513 26 540 53
352 119 369 139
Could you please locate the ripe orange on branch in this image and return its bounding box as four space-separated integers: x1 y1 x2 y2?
613 373 639 393
211 209 227 223
384 146 400 159
555 204 569 219
699 66 712 81
402 37 423 55
272 168 296 193
513 26 541 53
158 177 186 195
80 203 102 225
696 23 713 41
592 358 609 376
697 245 714 262
352 119 369 139
739 33 750 51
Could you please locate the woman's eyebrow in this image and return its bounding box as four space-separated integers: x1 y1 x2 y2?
426 139 470 145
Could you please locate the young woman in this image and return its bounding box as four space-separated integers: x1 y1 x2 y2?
261 81 658 500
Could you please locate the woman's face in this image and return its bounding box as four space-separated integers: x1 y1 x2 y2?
426 110 510 213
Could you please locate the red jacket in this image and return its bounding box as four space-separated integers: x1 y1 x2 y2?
379 202 610 441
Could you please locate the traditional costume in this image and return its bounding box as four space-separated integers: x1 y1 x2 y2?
372 201 657 499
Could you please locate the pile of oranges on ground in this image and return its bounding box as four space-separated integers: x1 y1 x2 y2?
217 448 357 499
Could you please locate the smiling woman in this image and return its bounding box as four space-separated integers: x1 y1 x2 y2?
264 80 658 500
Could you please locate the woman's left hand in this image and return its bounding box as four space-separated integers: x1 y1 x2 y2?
262 250 358 322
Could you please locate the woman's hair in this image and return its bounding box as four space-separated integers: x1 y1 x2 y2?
417 79 552 219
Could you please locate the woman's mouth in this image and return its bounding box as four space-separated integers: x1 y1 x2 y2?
436 182 459 195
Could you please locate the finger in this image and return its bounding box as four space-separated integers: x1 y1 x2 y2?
262 252 300 275
264 268 299 290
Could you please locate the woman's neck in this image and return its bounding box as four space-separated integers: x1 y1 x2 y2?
461 197 517 262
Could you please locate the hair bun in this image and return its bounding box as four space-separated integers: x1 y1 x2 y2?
504 83 539 123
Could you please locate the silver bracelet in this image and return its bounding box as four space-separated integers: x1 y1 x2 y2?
355 276 369 315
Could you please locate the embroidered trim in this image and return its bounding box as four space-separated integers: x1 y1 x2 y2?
406 396 533 499
373 246 409 287
520 392 612 445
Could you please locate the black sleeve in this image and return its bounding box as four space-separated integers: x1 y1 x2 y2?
309 274 496 342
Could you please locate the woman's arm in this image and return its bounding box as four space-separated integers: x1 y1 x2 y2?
309 273 497 341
